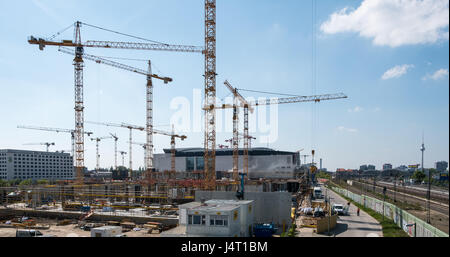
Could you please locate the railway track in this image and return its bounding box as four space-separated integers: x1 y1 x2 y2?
336 180 449 217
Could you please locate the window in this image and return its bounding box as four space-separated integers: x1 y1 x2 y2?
210 215 229 227
196 157 204 171
186 157 195 171
188 215 206 225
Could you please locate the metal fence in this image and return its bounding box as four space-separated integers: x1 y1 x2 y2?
332 186 449 238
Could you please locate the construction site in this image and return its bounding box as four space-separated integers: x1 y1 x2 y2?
22 0 450 240
0 0 354 238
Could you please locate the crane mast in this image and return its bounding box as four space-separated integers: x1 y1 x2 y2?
204 0 217 190
110 133 119 170
91 136 114 171
72 21 85 185
146 60 154 180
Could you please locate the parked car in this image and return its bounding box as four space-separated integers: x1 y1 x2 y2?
332 204 346 215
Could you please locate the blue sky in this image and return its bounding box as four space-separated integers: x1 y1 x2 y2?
0 0 448 171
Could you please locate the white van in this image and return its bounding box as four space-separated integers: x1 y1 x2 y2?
313 187 323 199
16 229 43 237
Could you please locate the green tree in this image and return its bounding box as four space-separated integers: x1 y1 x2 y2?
412 170 426 183
19 179 33 187
0 179 10 187
37 179 49 185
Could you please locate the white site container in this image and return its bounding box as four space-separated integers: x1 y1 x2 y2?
179 202 202 225
206 200 254 237
91 226 123 237
186 204 241 237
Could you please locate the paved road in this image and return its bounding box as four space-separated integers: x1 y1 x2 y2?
296 187 383 237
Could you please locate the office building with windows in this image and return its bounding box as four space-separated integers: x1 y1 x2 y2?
0 149 74 181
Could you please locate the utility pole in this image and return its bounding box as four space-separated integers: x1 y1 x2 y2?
394 175 397 202
373 175 376 193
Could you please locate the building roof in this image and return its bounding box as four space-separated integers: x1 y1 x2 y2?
161 147 296 157
186 200 254 213
0 149 71 156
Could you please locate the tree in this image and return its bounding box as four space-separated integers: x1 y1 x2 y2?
412 170 426 183
37 179 49 185
0 180 10 187
19 179 33 187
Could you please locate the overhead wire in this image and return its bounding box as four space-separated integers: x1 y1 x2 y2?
46 23 75 41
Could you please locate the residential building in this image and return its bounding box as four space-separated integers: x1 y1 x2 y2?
383 163 393 171
436 161 448 172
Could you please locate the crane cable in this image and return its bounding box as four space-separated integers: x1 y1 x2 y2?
81 22 168 45
46 23 75 41
236 88 306 98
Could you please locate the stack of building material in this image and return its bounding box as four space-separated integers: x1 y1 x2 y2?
120 221 136 231
301 217 318 227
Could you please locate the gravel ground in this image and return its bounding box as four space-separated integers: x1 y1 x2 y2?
0 218 163 237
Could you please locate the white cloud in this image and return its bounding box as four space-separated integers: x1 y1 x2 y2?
373 107 381 113
423 68 449 80
337 126 358 133
382 64 414 80
348 106 363 113
320 0 449 47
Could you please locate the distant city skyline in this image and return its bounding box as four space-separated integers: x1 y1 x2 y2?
0 0 448 171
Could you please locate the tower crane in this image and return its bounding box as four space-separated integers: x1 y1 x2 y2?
28 20 204 185
223 80 254 181
119 151 127 167
86 121 144 179
218 144 229 149
17 125 93 159
296 149 304 166
90 136 114 171
23 142 55 152
205 81 348 180
153 127 187 180
110 133 119 170
300 155 311 165
58 47 172 182
129 142 149 171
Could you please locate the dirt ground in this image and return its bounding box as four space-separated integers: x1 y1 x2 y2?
408 209 449 234
0 218 163 237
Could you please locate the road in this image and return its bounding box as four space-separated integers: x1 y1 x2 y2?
296 187 383 237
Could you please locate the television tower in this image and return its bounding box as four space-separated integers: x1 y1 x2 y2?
421 133 431 224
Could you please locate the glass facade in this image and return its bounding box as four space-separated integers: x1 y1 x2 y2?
196 157 204 171
186 157 195 171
